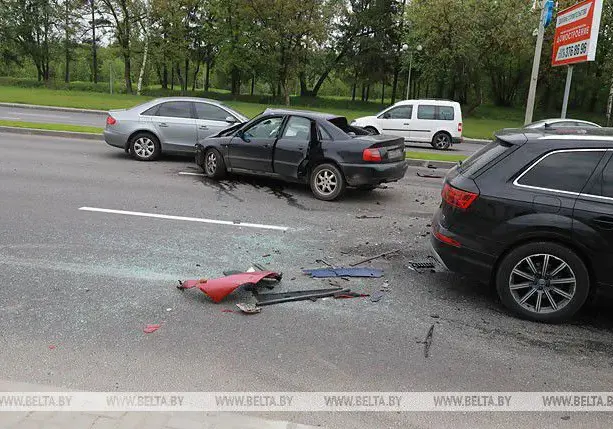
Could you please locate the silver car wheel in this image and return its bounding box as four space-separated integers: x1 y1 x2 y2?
133 137 155 159
508 253 577 314
205 152 217 175
434 134 450 149
314 169 337 195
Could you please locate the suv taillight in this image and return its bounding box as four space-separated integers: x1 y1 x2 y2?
442 183 478 210
106 115 116 125
458 122 463 132
363 148 382 162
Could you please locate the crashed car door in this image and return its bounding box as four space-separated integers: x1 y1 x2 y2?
273 116 312 178
227 116 283 173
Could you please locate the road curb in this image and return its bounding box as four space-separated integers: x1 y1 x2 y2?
405 158 456 169
0 126 103 141
463 137 491 145
0 102 107 114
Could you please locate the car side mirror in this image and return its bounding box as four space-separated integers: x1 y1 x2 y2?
237 130 250 142
226 116 237 123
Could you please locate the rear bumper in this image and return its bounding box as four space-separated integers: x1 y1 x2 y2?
103 129 127 149
341 161 408 186
452 136 463 144
430 210 495 283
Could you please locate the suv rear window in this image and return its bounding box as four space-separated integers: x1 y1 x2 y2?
516 150 605 193
459 140 511 176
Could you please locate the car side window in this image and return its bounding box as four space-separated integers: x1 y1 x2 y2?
282 116 311 142
601 158 613 198
438 106 454 120
155 102 193 119
417 105 436 120
382 106 412 119
517 151 605 193
141 105 159 116
243 117 284 139
318 125 332 140
195 103 231 121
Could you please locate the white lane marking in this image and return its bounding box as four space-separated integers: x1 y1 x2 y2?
178 172 205 177
79 207 289 232
0 116 23 120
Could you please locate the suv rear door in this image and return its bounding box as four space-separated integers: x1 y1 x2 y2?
572 151 613 286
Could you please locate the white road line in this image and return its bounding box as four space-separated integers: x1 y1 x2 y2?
178 172 205 177
78 207 289 232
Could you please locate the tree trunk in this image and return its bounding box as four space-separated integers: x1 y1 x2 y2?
607 76 613 126
175 63 185 93
204 60 211 92
192 61 200 92
136 33 148 95
231 67 241 95
162 63 168 89
391 65 399 104
184 57 189 93
91 1 97 83
381 82 385 105
170 66 174 90
124 51 132 93
251 74 255 95
365 84 370 102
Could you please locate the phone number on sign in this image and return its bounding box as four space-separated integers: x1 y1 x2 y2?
556 41 588 61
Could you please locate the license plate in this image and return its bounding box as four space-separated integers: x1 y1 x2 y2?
387 148 403 159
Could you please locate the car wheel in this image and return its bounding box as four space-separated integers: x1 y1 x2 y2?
431 132 452 150
130 133 160 161
203 148 226 179
310 163 346 201
364 126 379 135
495 242 590 323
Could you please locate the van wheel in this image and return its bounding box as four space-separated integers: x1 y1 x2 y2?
310 163 346 201
364 126 379 135
495 242 590 323
130 132 160 161
431 132 451 150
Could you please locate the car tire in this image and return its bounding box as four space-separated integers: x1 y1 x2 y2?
495 241 590 323
364 126 379 135
130 132 161 161
431 132 452 150
310 163 346 201
202 148 227 179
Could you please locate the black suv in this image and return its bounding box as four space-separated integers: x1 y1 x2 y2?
431 128 613 322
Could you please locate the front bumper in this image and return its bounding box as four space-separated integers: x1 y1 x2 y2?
103 128 127 149
341 161 408 186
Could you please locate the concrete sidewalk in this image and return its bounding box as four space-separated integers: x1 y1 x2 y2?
0 381 319 429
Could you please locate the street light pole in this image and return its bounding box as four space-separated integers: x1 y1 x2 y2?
406 52 412 100
524 2 546 125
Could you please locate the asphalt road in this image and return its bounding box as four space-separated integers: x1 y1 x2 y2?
0 104 486 156
2 133 613 429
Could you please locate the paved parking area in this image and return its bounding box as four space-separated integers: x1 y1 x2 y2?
1 133 613 429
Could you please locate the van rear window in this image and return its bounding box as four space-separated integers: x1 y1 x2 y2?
459 140 511 176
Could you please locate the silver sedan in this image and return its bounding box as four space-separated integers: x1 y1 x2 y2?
103 97 249 161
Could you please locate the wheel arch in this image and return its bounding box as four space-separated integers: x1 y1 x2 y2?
127 129 161 151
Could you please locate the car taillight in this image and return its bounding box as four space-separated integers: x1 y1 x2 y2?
458 122 463 132
363 148 382 162
106 116 116 125
442 183 478 210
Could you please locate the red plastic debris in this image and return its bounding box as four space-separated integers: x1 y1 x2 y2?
178 271 281 303
48 345 56 350
221 309 236 313
143 324 161 334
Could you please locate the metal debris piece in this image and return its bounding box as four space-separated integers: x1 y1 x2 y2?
254 287 348 306
380 281 390 291
333 291 370 299
303 267 383 278
143 324 161 334
315 258 334 268
355 214 382 219
236 302 262 314
349 249 400 267
178 271 282 303
416 171 444 179
370 290 385 302
408 260 436 274
423 324 435 358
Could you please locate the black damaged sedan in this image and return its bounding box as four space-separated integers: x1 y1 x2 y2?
195 109 408 200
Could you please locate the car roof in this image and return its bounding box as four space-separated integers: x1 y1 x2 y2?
526 118 600 126
148 96 226 106
263 108 342 120
495 127 613 147
394 99 460 106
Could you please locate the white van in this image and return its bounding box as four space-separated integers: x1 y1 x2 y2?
352 100 463 150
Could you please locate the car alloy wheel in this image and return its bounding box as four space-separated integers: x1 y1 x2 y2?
508 253 576 315
205 151 218 175
433 133 451 150
133 137 155 159
314 169 338 196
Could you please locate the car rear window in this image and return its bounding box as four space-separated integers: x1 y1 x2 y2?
516 150 605 193
328 117 369 136
458 140 511 176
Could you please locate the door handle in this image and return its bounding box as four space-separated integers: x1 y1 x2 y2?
158 122 169 128
594 217 613 230
199 125 208 130
403 123 410 125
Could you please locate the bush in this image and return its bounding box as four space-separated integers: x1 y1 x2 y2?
0 77 125 93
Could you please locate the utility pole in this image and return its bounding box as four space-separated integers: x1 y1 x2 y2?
560 66 574 119
525 2 546 125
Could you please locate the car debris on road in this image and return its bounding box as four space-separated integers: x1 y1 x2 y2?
303 267 383 278
177 271 282 303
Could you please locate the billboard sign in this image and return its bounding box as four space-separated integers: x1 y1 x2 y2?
551 0 603 66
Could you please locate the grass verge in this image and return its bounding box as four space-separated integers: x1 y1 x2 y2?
0 120 102 134
405 151 467 163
